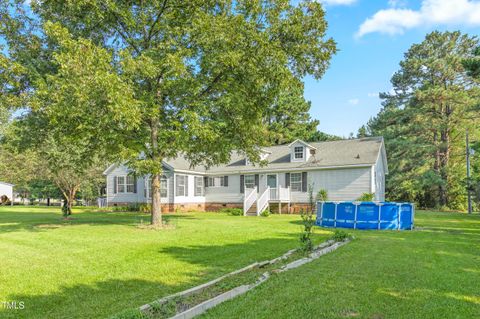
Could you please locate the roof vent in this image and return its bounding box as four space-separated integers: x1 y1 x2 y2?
355 154 360 159
310 149 316 155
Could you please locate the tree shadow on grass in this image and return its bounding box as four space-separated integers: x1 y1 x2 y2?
2 236 318 319
0 207 196 234
157 233 330 275
2 278 177 319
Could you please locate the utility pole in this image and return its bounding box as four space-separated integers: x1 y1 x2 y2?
466 129 472 214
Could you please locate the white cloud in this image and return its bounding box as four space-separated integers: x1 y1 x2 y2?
388 0 408 8
348 98 360 105
319 0 357 5
356 0 480 37
367 92 379 98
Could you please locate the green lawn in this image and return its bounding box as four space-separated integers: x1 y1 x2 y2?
0 206 329 319
202 211 480 319
1 207 479 319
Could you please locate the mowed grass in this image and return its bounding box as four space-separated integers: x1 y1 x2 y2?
0 206 330 319
202 211 480 319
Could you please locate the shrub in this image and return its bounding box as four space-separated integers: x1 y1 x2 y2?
139 204 151 214
331 229 352 242
316 189 328 202
219 207 243 216
357 192 375 202
299 208 315 253
260 209 270 217
112 203 149 213
112 205 132 212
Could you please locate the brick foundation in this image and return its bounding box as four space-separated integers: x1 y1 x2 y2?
267 203 314 214
205 203 243 212
109 202 312 214
170 203 206 212
108 202 205 212
288 203 314 214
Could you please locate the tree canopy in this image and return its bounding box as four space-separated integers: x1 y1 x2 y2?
1 0 337 223
264 79 339 144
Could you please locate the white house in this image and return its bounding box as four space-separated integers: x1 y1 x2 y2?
103 137 388 214
0 182 14 205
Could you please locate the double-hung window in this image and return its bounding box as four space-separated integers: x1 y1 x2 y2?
290 173 302 192
126 176 135 193
117 176 126 193
207 176 227 187
194 177 204 196
176 175 187 196
117 175 135 193
161 177 167 197
294 146 304 160
244 175 255 189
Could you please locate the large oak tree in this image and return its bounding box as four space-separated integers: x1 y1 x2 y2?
1 0 336 224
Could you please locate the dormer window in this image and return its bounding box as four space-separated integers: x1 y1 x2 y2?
289 139 316 162
294 146 304 160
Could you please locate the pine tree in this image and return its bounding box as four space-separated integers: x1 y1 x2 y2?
265 80 319 145
367 31 480 210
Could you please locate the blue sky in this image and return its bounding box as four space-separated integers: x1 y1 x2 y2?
309 0 480 137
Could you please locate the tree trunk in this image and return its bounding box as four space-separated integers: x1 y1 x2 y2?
61 188 77 216
438 101 452 208
433 131 441 207
439 128 450 207
62 197 71 216
150 121 162 226
151 173 162 225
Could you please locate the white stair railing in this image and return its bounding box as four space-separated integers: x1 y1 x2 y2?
243 187 257 215
256 186 270 216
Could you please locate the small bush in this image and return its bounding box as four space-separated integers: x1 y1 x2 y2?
260 209 270 217
219 208 243 216
299 209 315 253
139 204 151 214
112 204 167 214
316 189 328 202
357 192 375 201
112 203 141 212
331 229 352 242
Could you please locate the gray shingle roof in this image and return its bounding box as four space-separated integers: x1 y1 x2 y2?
164 137 385 174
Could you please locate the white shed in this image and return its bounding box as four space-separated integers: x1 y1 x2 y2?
0 182 14 205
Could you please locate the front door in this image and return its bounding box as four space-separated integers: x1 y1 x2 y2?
266 174 277 199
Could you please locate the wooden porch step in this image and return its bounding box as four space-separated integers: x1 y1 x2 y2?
245 203 257 216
